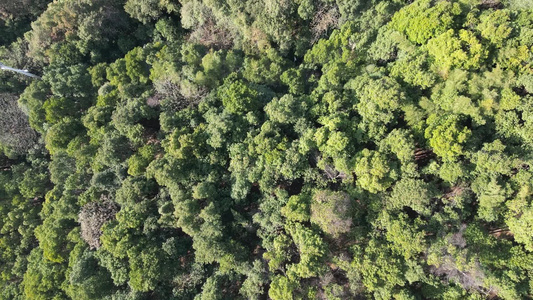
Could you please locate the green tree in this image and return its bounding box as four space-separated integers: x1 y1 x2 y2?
424 114 471 162
477 10 513 47
390 0 461 44
269 275 297 300
218 75 264 114
426 29 488 73
387 178 435 216
22 248 68 300
354 149 399 193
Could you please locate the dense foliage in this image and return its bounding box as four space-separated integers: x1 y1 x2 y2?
1 0 533 299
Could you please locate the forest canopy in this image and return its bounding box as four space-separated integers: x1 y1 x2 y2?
1 0 533 299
